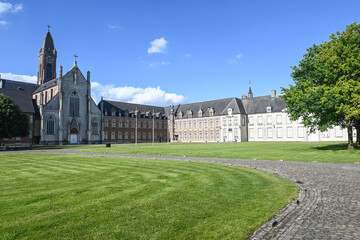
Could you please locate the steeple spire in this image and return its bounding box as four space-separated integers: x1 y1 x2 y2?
248 80 253 98
37 29 57 85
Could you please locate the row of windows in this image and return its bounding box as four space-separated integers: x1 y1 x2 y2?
177 108 215 118
105 119 166 129
176 131 220 140
222 117 246 127
104 131 167 140
175 119 220 129
249 126 345 139
105 111 166 120
248 115 298 126
46 116 99 135
222 128 239 137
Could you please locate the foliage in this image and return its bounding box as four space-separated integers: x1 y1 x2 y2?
0 154 296 239
281 22 360 149
80 142 360 163
0 93 29 139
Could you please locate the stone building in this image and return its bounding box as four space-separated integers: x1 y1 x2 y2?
1 30 103 145
100 100 168 143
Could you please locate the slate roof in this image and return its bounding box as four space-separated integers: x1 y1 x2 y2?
33 78 58 93
42 31 55 50
165 97 245 118
0 79 39 94
101 100 166 115
242 95 286 114
0 88 35 113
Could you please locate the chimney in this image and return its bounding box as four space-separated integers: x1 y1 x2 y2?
87 71 90 82
271 90 276 98
242 94 247 99
59 65 63 78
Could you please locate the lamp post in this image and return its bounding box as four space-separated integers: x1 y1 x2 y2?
135 108 138 147
152 109 155 147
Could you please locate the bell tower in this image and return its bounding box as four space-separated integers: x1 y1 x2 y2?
37 26 57 85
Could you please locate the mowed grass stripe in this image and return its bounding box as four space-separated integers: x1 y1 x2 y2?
0 153 296 240
80 141 360 163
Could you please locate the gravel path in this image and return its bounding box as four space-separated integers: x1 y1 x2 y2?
3 149 360 239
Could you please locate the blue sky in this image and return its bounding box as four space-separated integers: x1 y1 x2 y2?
1 0 360 105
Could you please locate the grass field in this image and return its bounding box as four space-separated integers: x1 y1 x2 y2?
0 153 296 240
80 141 360 163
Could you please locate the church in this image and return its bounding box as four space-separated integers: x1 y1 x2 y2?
0 30 103 144
0 30 354 145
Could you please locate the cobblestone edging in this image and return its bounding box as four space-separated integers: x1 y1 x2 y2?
3 149 360 239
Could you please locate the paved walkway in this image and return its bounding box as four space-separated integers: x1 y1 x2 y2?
3 149 360 239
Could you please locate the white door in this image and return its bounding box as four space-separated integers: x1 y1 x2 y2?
228 129 233 142
70 134 78 144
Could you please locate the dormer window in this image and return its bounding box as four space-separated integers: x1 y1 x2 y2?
227 108 232 115
178 111 183 119
188 110 193 118
198 109 203 117
267 106 272 113
209 108 214 116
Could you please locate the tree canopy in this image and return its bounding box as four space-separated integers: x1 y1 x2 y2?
281 22 360 149
0 93 29 140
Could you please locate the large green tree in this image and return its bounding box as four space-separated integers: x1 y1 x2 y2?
0 93 29 140
282 22 360 150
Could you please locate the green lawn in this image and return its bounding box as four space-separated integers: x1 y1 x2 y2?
81 141 360 163
0 153 296 240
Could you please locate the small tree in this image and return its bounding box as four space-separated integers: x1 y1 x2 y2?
282 22 360 150
0 93 29 140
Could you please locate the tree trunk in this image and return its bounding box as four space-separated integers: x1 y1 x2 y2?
356 126 360 147
347 126 354 150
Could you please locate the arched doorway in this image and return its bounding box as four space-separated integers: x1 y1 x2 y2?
70 128 79 144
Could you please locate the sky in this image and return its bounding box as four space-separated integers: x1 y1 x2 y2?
1 0 360 106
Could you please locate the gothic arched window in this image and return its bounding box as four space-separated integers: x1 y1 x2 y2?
70 92 80 116
46 64 52 78
47 115 55 134
92 118 98 135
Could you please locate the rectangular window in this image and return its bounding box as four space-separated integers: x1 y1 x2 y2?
199 121 202 128
119 120 123 128
228 119 232 126
216 130 220 139
131 132 135 139
148 132 152 139
257 116 263 125
205 132 208 139
16 137 21 141
143 132 146 140
194 132 197 140
184 132 187 140
223 119 227 127
276 115 282 125
125 121 129 128
277 127 283 138
30 115 33 124
199 132 203 140
105 120 109 127
204 121 208 128
322 130 330 138
112 112 115 116
112 119 116 127
267 127 273 138
193 121 197 128
216 120 219 127
286 115 292 124
184 122 187 129
189 132 192 140
249 117 254 126
249 128 254 138
210 120 213 127
111 132 116 139
210 131 214 139
258 128 263 138
234 128 238 137
29 130 33 138
189 121 191 129
118 132 123 140
335 126 343 137
287 127 293 138
267 116 272 125
298 127 304 138
104 132 108 140
125 132 129 140
233 118 238 126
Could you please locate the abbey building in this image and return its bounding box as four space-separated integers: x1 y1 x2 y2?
0 31 355 145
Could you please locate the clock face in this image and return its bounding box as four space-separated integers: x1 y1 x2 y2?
46 56 54 64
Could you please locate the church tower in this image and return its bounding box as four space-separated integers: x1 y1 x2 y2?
37 28 57 85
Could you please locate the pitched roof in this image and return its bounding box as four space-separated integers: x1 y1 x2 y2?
0 79 39 94
165 97 244 118
0 88 35 113
102 100 165 114
33 78 58 93
242 95 286 114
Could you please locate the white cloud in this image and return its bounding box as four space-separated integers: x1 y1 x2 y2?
1 72 185 106
148 61 170 68
106 24 122 30
227 53 243 64
0 72 36 83
0 2 23 16
147 37 168 54
0 20 8 26
91 82 185 106
184 53 192 57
